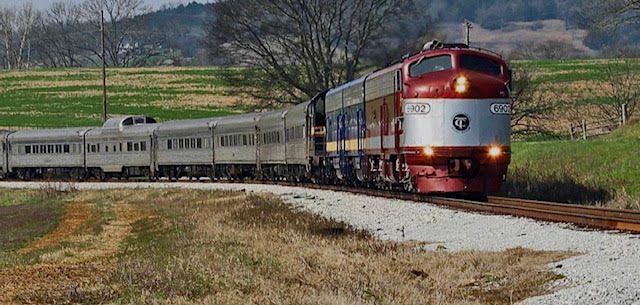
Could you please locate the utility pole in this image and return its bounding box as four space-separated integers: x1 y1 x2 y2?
100 10 108 123
464 19 473 46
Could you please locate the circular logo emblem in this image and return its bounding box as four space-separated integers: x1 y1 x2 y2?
452 114 470 132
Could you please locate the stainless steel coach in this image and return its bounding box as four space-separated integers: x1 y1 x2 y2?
155 118 214 179
7 128 90 179
85 116 157 179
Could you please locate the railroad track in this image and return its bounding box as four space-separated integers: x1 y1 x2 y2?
6 178 640 234
253 180 640 234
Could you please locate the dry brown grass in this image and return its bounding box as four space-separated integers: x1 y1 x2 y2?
0 189 572 304
108 190 571 305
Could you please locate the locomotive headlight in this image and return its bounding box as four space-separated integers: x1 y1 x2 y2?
454 76 469 93
489 146 502 157
423 146 434 156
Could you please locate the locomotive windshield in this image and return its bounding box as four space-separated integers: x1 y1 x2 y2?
409 55 452 77
459 55 501 76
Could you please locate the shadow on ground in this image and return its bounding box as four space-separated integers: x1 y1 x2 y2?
497 166 613 205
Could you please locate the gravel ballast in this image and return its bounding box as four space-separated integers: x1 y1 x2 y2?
3 181 640 305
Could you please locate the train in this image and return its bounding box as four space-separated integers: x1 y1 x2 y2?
0 42 512 196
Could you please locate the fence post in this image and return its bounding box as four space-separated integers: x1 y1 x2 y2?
622 103 628 126
569 124 574 140
582 119 587 140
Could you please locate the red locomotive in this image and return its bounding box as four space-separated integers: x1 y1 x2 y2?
316 41 511 196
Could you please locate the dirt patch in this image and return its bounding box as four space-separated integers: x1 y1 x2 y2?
18 202 92 255
0 199 149 304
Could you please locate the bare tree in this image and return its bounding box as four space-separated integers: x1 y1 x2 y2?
592 63 639 124
0 3 38 70
510 67 560 137
0 8 13 69
583 0 640 29
79 0 150 67
208 0 410 104
34 1 85 68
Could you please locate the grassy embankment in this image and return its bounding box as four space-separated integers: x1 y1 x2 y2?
0 186 571 304
504 122 640 209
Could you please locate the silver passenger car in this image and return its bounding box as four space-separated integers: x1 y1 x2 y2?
85 116 157 178
284 101 310 167
7 128 90 179
212 113 259 178
155 118 214 179
257 110 286 177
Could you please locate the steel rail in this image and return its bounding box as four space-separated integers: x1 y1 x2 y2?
260 181 640 234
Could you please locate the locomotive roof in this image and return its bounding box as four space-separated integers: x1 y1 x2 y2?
404 47 504 64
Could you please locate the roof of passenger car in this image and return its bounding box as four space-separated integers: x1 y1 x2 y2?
8 127 92 141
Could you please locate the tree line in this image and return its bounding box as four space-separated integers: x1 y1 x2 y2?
0 0 154 70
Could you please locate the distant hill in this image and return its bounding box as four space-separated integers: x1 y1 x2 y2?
139 2 215 63
136 0 636 64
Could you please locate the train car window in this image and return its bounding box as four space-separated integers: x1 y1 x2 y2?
25 145 31 154
97 144 100 153
179 139 184 149
410 55 452 77
55 145 61 153
123 117 133 126
63 145 69 154
47 145 53 154
119 143 123 152
134 143 140 151
127 142 133 152
105 145 109 152
167 139 172 150
277 131 281 143
190 138 195 149
141 141 147 151
113 145 116 152
197 138 203 149
459 55 501 76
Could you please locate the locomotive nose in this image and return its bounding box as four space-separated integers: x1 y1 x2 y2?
454 72 509 99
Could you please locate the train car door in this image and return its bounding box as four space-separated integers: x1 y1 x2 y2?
356 108 365 181
337 112 347 180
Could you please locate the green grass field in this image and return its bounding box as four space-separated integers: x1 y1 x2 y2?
0 67 253 128
512 58 640 84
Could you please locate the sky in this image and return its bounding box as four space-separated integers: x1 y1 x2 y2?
0 0 215 10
